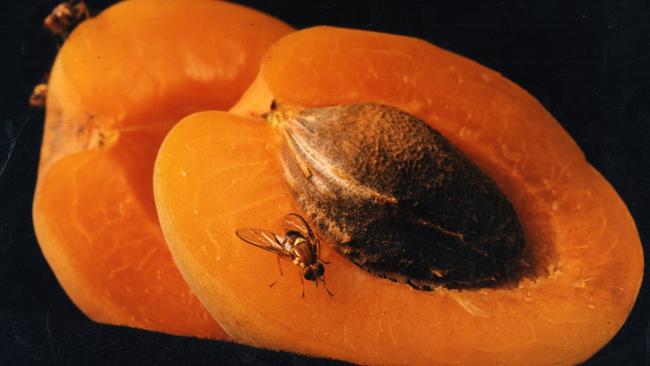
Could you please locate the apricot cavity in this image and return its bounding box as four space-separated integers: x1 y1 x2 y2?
155 26 644 364
32 0 292 338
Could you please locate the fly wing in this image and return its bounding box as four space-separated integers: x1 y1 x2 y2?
283 213 315 241
235 228 291 257
284 213 321 256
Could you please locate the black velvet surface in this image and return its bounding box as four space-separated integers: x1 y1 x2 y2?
1 1 648 364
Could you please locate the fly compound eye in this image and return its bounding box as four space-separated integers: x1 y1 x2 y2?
303 267 317 281
315 263 325 276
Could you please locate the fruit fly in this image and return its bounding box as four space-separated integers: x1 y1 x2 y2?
236 213 333 297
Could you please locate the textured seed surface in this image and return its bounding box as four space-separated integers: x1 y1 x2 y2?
273 103 525 289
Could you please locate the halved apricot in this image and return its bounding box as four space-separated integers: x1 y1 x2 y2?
154 27 644 364
32 0 292 338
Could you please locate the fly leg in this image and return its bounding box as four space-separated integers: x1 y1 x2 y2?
269 254 284 288
316 238 329 264
276 254 284 276
299 271 305 298
320 274 334 297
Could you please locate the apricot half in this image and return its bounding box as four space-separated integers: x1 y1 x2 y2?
32 0 292 338
154 27 644 364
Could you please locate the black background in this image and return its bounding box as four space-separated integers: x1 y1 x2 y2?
1 0 648 365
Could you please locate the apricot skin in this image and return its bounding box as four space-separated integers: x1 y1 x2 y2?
32 0 292 338
154 27 643 365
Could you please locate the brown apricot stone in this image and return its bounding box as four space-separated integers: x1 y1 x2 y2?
272 103 525 289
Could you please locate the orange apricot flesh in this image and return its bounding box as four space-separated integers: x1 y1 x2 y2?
32 0 292 338
154 27 644 363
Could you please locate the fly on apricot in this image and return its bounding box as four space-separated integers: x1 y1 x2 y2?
236 213 333 297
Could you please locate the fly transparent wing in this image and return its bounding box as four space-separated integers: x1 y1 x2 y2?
235 228 291 257
283 213 315 241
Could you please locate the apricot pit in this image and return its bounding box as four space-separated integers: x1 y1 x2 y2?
272 102 525 289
